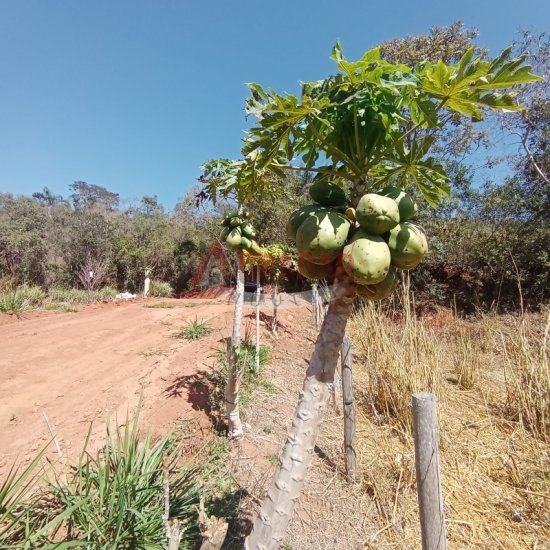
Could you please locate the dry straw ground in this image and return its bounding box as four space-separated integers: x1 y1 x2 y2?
228 283 549 549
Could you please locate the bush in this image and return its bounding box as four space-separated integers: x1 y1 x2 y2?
149 280 173 297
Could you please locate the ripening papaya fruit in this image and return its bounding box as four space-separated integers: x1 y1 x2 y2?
295 210 351 265
247 240 266 257
286 205 328 240
241 222 256 238
342 229 391 285
220 226 231 241
297 255 336 280
355 193 400 235
378 186 417 221
356 266 398 300
384 222 428 270
241 236 252 249
226 227 243 248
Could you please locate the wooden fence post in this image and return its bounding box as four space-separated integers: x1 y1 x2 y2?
412 392 447 550
255 264 261 372
341 335 357 481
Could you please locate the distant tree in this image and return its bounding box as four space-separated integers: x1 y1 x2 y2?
0 194 49 284
70 181 120 210
139 195 164 216
32 187 65 207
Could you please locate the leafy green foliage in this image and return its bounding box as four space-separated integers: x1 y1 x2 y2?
241 42 540 207
206 338 270 412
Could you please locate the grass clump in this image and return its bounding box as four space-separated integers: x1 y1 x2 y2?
348 283 550 547
44 302 79 313
149 280 174 298
453 329 481 390
0 290 25 313
351 283 440 433
95 285 118 301
19 285 47 307
48 287 89 304
1 412 204 548
206 337 270 412
144 301 176 309
174 318 213 341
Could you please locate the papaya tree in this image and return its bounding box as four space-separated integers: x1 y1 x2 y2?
236 43 541 548
199 159 279 438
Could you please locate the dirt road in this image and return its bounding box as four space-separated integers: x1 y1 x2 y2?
0 298 237 472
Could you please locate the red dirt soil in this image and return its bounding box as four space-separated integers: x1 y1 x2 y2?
0 298 239 474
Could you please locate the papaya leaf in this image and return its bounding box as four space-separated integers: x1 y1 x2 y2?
417 46 542 117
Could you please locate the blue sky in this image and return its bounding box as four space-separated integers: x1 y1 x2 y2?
0 0 548 209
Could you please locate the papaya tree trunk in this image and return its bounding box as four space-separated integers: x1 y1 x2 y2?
255 264 261 372
245 275 356 549
226 251 245 440
341 335 357 481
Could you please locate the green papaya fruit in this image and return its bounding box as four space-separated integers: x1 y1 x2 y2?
379 186 417 221
222 212 238 226
220 226 231 241
225 227 242 248
241 236 252 249
356 193 400 235
385 222 428 270
297 255 336 280
286 205 328 240
241 222 256 238
356 266 398 300
230 217 243 227
342 229 391 285
296 210 351 265
309 181 347 207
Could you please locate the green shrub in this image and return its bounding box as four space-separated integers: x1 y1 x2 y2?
206 338 270 411
149 280 174 298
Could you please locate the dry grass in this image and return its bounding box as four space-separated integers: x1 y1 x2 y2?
351 279 441 434
348 281 550 548
500 311 550 440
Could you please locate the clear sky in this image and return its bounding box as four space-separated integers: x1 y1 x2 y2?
0 0 548 208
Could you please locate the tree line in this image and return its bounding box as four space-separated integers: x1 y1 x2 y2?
1 23 548 311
